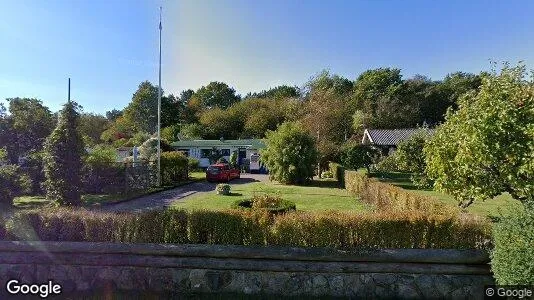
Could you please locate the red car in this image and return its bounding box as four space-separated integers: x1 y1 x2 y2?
206 164 241 182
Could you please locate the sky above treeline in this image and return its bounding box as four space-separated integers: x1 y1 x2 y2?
1 0 534 114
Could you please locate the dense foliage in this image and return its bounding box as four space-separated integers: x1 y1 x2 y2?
261 122 318 185
384 129 434 187
43 102 85 206
0 164 31 204
160 151 188 185
425 64 534 207
492 209 534 284
341 144 380 172
82 144 124 194
1 208 489 249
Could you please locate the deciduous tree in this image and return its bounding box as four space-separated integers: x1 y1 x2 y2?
424 64 534 207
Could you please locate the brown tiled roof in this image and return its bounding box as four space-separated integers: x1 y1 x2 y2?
364 128 435 146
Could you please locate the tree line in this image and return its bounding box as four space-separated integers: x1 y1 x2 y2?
0 67 483 172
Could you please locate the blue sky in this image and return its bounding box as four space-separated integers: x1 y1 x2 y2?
1 0 534 114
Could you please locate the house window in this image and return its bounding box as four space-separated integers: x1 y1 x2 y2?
221 149 231 156
200 149 211 158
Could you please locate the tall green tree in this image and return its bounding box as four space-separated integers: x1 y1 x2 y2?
301 71 353 166
352 68 410 129
425 64 534 207
189 81 241 110
245 85 300 99
4 98 55 163
121 81 181 134
105 109 122 122
43 102 85 205
79 113 110 146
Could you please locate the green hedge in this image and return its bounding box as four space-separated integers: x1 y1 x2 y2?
1 208 490 249
491 209 534 284
328 162 345 187
344 170 457 214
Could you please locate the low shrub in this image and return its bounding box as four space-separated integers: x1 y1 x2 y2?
344 170 457 214
216 184 231 195
491 209 534 284
1 208 490 249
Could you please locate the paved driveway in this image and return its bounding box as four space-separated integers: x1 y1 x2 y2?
99 174 269 213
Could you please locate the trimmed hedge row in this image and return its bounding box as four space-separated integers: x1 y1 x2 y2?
344 170 457 214
1 208 490 249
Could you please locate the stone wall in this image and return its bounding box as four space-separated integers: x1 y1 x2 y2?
0 241 493 298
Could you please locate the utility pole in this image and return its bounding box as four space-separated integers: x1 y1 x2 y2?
68 78 71 102
157 7 162 187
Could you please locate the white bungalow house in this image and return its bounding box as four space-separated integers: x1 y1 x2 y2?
170 139 266 169
362 128 435 155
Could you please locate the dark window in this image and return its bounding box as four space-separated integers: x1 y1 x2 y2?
221 149 231 156
201 149 211 158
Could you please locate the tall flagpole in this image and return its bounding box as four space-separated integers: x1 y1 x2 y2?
157 6 162 187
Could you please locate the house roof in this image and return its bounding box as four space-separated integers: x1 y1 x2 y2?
171 139 265 149
362 128 435 146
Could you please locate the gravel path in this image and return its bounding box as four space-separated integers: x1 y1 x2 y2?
98 174 269 213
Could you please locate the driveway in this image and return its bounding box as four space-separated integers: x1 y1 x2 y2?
98 173 269 213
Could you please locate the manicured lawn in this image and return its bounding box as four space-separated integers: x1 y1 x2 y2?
172 179 370 212
373 171 523 219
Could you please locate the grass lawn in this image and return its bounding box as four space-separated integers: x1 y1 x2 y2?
373 171 523 219
172 179 370 212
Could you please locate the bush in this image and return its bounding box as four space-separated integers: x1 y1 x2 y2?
344 170 457 214
376 154 400 172
395 130 430 174
261 122 318 185
234 195 296 214
229 151 238 167
188 157 200 171
2 208 489 249
82 144 125 194
0 165 31 204
341 144 380 173
320 171 333 179
491 209 534 284
160 151 188 185
216 184 231 195
83 163 126 194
